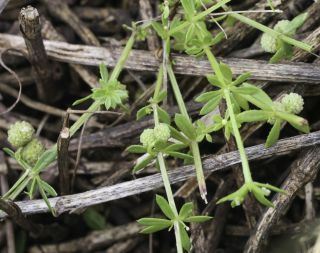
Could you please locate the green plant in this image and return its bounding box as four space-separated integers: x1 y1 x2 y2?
2 0 314 252
2 30 138 213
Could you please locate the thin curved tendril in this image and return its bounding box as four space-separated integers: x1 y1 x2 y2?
0 48 24 115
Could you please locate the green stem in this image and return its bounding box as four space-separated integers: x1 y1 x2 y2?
153 104 183 253
224 89 253 183
204 47 225 85
167 63 207 202
229 13 312 52
167 64 189 118
203 47 253 183
109 32 136 81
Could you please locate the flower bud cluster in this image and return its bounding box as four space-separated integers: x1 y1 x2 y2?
7 121 45 166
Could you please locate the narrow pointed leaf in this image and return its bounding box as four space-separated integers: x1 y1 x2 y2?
195 90 221 103
179 224 191 252
137 218 172 226
199 95 222 115
174 114 196 140
133 155 154 173
266 120 281 147
126 145 147 154
179 202 193 220
185 216 213 222
140 224 171 234
99 63 108 81
156 195 175 220
237 110 269 123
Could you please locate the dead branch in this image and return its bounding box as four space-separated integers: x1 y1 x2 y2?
1 130 320 219
1 34 320 83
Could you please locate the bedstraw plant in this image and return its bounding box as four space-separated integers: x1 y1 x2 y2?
2 0 314 252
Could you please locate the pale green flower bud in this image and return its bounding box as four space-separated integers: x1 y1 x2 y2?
140 129 155 147
154 123 170 142
260 33 277 53
8 121 35 148
281 93 304 114
21 138 45 166
261 20 293 54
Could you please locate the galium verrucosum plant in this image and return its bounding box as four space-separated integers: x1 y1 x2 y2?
2 30 139 212
149 0 311 208
128 67 212 253
4 121 57 214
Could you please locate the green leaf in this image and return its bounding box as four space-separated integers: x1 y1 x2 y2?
152 21 165 38
269 46 288 64
220 62 233 82
241 83 273 111
237 110 270 123
156 194 175 220
164 143 188 152
37 178 56 216
83 208 106 230
166 151 193 160
185 215 213 222
99 63 109 82
252 188 274 208
179 224 191 252
287 13 308 34
140 224 171 234
276 111 309 133
157 106 171 124
155 90 167 103
232 86 258 95
72 94 92 106
3 148 15 158
174 114 196 140
133 154 154 173
179 202 193 220
137 218 172 226
26 178 37 199
169 126 190 144
34 149 57 173
233 93 249 111
39 180 57 197
126 145 147 154
266 119 281 147
185 24 195 44
199 95 222 115
195 90 221 103
255 182 286 194
181 0 195 18
206 74 224 88
136 106 152 120
231 72 251 86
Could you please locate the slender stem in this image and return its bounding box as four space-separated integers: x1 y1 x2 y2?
167 64 189 118
224 89 253 183
204 46 253 183
204 47 225 85
167 63 207 202
109 32 136 81
229 13 312 52
153 104 183 253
